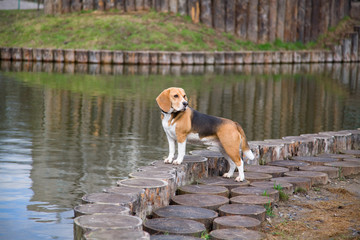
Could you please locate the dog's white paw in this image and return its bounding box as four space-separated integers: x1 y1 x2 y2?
235 176 245 182
172 159 183 165
164 157 174 164
223 172 233 178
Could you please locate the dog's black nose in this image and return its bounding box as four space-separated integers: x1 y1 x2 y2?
183 102 188 107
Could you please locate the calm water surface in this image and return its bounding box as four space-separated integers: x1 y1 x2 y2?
0 62 359 239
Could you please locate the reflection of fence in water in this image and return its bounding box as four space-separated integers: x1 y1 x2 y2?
3 60 358 142
1 60 360 79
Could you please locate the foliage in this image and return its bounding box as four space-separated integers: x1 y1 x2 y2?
273 182 289 201
0 10 320 51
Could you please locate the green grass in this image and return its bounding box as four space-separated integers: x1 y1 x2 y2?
0 9 320 51
273 183 289 201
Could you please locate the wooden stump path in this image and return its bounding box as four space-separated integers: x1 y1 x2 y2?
153 205 218 230
73 129 360 239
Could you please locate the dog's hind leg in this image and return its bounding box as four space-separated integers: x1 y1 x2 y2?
221 151 236 178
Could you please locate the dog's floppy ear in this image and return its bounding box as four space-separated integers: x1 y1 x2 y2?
156 89 171 113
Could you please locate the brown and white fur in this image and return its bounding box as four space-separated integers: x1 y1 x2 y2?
156 87 254 182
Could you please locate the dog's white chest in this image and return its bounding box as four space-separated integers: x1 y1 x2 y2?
162 114 177 139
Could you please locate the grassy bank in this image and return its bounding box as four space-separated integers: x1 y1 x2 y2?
2 10 357 52
0 9 320 51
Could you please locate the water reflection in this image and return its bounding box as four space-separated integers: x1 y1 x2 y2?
0 61 359 239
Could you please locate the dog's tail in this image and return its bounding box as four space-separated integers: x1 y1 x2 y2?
236 123 255 160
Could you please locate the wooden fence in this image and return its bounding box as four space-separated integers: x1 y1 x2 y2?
43 0 352 44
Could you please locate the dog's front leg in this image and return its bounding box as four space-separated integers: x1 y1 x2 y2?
164 134 175 163
173 140 186 165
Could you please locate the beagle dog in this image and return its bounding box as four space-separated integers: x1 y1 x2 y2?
156 87 254 182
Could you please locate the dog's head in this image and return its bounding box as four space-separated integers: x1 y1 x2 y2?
156 87 188 113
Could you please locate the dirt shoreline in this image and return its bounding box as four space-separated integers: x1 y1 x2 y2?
264 174 360 239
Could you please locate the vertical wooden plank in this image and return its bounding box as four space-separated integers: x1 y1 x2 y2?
319 0 330 36
135 0 144 10
143 0 151 10
44 0 54 14
339 0 345 20
178 0 187 15
62 0 71 13
236 0 249 39
169 0 177 13
225 0 236 33
116 0 126 11
200 0 212 27
247 0 258 42
329 0 336 28
54 0 62 13
189 0 200 23
304 0 312 43
125 0 136 11
258 0 269 43
160 0 169 12
283 0 291 42
310 0 320 41
291 0 298 42
82 0 93 10
105 0 116 10
297 0 305 42
344 0 351 17
268 0 277 42
213 0 226 31
95 0 105 10
276 0 285 41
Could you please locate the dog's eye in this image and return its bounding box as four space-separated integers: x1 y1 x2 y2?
174 94 178 98
184 95 186 98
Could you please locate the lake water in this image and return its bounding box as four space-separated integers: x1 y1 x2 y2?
0 61 359 239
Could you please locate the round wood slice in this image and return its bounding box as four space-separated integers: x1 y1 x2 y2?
250 181 294 195
284 171 328 185
268 160 310 171
81 193 135 208
84 230 150 240
182 155 209 185
150 235 202 240
340 150 360 157
153 205 218 230
230 195 274 207
102 186 145 217
178 184 229 197
291 156 339 166
244 172 272 182
129 171 176 197
143 218 206 237
151 160 188 187
197 177 250 190
117 178 169 217
213 215 261 230
190 149 223 158
137 165 177 174
218 204 266 222
74 204 130 217
190 150 228 177
74 214 142 239
244 165 289 177
118 178 168 189
271 177 311 191
210 228 265 240
317 153 355 160
299 166 339 179
104 186 145 197
171 194 229 211
324 161 360 176
230 186 279 201
129 171 175 181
